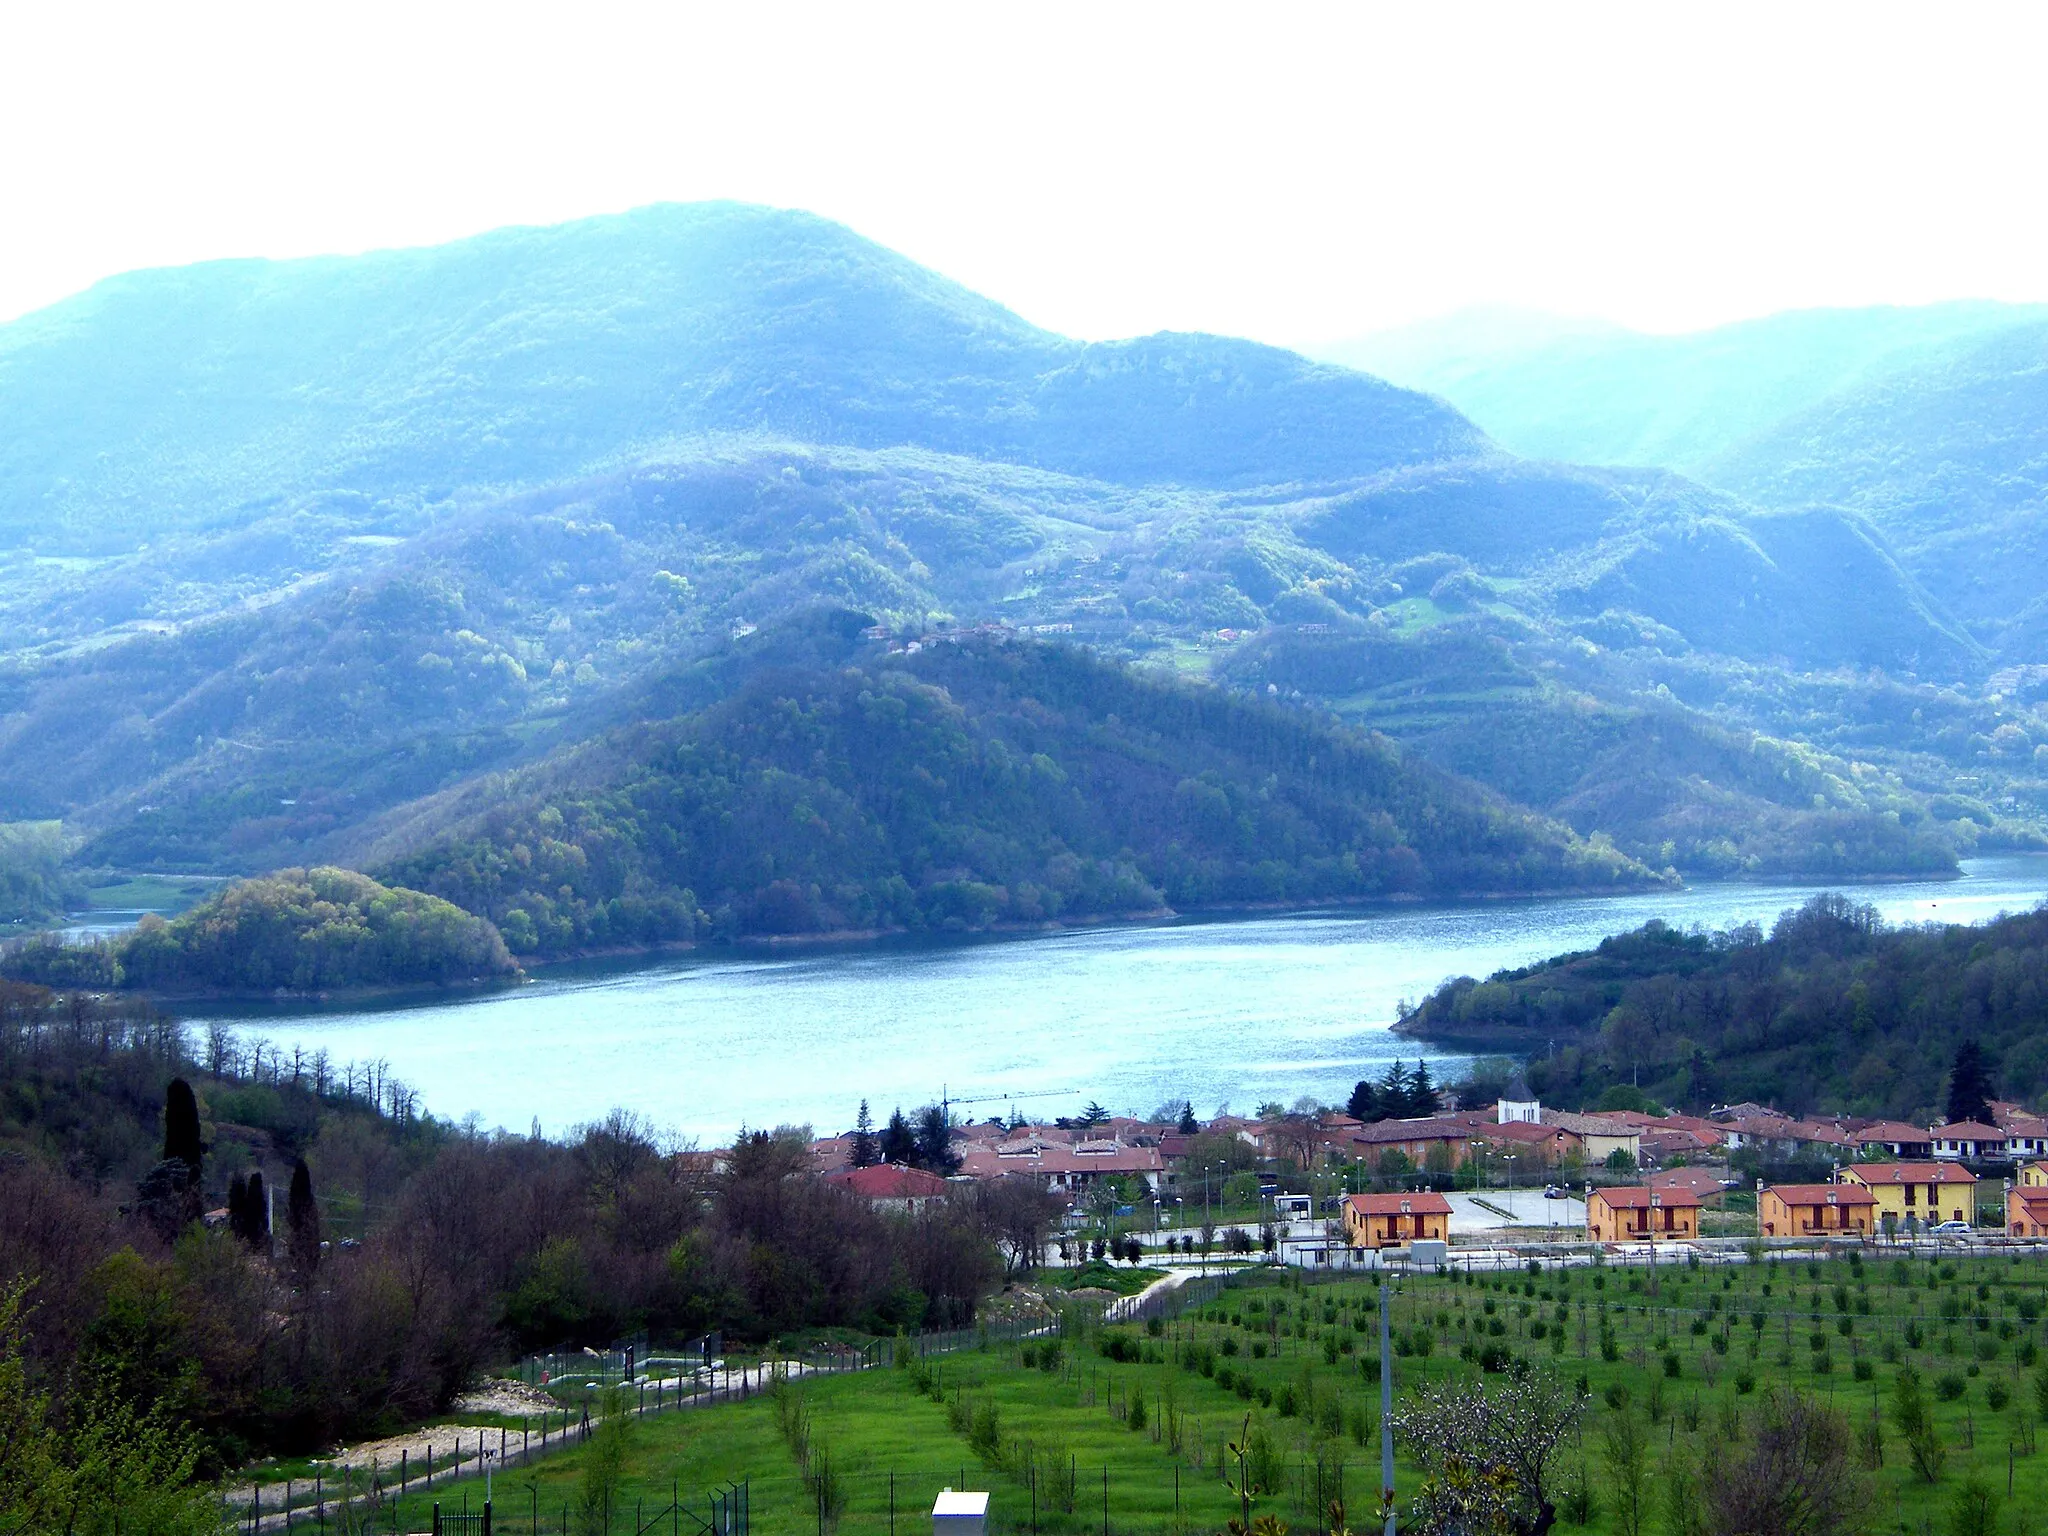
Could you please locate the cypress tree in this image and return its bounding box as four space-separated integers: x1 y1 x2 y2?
243 1170 269 1251
1946 1040 1997 1126
163 1078 202 1178
287 1159 321 1277
879 1107 917 1166
227 1172 250 1242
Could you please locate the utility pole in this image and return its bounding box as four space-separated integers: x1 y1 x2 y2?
1379 1282 1396 1536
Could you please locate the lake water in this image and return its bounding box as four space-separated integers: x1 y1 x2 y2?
185 857 2048 1143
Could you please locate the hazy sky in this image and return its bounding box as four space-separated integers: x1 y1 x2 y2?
6 3 2046 345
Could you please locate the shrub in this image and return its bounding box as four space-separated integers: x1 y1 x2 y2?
1936 1373 1967 1402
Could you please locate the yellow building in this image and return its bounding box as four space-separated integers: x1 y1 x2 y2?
1342 1191 1452 1249
1586 1186 1699 1243
1760 1183 1875 1237
1838 1161 1976 1233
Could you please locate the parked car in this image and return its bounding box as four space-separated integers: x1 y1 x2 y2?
1542 1185 1568 1200
1931 1220 1974 1236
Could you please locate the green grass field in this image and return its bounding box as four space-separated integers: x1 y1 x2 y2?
332 1253 2048 1535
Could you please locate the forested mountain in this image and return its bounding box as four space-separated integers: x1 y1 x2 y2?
1397 893 2048 1125
0 200 1479 558
0 204 2040 920
363 612 1652 957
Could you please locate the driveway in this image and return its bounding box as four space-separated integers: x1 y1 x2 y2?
1446 1189 1584 1233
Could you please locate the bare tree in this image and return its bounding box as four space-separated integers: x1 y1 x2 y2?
1705 1390 1868 1536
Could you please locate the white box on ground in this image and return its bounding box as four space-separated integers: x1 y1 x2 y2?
933 1489 989 1536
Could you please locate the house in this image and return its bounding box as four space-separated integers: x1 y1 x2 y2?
1342 1191 1452 1249
1649 1167 1728 1202
1539 1111 1641 1167
1760 1183 1877 1237
825 1163 953 1213
1585 1186 1700 1243
1850 1121 1934 1160
1342 1115 1485 1171
1837 1162 1977 1232
1930 1121 2008 1161
1998 1116 2048 1162
1497 1074 1540 1125
2008 1163 2048 1236
956 1136 1166 1196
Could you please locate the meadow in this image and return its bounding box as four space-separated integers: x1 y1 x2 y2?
302 1247 2048 1536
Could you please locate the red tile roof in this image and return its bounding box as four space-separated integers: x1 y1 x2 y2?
1844 1162 1979 1185
1592 1185 1701 1209
1851 1121 1932 1144
1344 1192 1453 1216
1931 1121 2006 1140
826 1163 952 1199
1767 1183 1876 1205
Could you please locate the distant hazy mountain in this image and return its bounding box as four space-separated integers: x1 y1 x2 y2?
1318 301 2042 476
0 201 1482 555
1706 318 2048 652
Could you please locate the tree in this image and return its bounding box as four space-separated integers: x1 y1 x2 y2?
1601 1405 1651 1536
1411 1059 1442 1116
287 1159 321 1278
1705 1389 1868 1536
850 1101 879 1169
879 1107 917 1166
1347 1079 1381 1123
241 1169 270 1252
1178 1102 1199 1135
1378 1061 1415 1119
913 1104 960 1174
1946 1039 1996 1127
1605 1147 1638 1175
162 1078 202 1178
1078 1102 1110 1127
1393 1372 1587 1535
227 1173 250 1242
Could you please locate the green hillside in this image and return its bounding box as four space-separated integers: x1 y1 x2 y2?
1400 892 2048 1119
367 614 1655 957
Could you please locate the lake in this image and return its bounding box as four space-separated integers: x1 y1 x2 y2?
184 856 2048 1143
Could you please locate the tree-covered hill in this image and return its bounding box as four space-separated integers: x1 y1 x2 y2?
363 613 1655 957
1396 892 2048 1121
1 866 518 994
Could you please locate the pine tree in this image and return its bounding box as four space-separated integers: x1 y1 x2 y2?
1378 1060 1415 1119
1946 1040 1997 1126
163 1078 202 1178
879 1107 917 1166
850 1100 879 1168
242 1170 269 1252
287 1160 321 1277
1410 1059 1442 1116
1177 1102 1199 1135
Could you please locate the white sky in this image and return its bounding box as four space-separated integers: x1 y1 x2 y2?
4 2 2046 346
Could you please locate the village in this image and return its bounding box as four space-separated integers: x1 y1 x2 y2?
800 1077 2048 1267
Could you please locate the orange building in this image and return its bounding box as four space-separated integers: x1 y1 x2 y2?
1342 1191 1452 1249
1586 1186 1700 1243
2009 1161 2048 1236
1760 1183 1876 1237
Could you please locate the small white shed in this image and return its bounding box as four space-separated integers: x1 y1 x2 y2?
933 1488 989 1536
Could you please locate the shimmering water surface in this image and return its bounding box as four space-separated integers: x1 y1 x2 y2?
188 857 2048 1141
